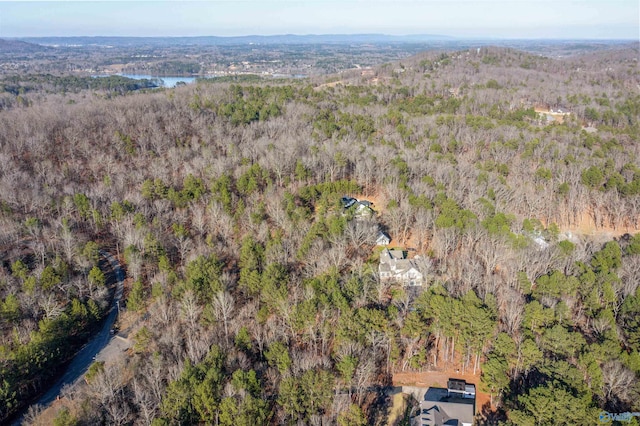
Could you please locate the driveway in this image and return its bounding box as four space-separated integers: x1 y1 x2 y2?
12 251 125 424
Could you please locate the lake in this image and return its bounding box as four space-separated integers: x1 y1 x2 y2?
119 74 197 88
97 73 308 88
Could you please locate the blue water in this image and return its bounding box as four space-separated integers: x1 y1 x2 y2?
95 73 307 88
119 74 197 88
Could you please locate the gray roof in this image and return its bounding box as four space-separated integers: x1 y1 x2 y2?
376 230 390 243
380 248 422 278
421 405 452 426
381 248 405 261
420 387 475 426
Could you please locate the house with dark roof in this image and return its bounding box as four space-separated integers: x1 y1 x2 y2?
341 196 357 209
419 380 476 426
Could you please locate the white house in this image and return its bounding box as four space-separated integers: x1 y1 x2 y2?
376 231 391 246
354 201 374 218
379 248 424 286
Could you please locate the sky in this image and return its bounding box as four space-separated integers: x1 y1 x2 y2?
0 0 637 39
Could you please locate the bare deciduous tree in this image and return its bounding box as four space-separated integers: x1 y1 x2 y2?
211 290 234 343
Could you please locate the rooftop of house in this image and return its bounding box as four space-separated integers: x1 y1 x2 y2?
420 387 475 426
383 248 405 259
341 196 357 208
341 196 374 210
379 248 423 282
376 230 390 244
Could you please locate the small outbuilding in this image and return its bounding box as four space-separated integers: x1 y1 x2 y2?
376 231 391 246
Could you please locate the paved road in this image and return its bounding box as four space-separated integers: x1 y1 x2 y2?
12 251 124 425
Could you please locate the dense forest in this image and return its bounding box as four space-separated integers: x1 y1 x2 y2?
0 45 639 425
0 74 158 108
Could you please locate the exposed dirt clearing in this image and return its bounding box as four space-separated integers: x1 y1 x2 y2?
354 191 425 251
393 369 492 413
352 192 386 213
314 80 346 90
558 211 639 240
104 63 126 73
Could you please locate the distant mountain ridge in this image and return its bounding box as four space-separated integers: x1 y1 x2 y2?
0 38 49 53
15 34 455 47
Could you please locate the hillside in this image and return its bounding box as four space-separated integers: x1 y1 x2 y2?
0 38 48 54
1 46 639 425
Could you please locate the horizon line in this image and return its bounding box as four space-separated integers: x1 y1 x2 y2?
7 33 639 41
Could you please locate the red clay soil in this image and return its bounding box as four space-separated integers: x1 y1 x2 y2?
353 192 386 213
355 191 426 251
559 211 639 238
393 369 493 413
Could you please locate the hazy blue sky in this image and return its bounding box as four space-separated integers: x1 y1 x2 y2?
0 0 637 39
